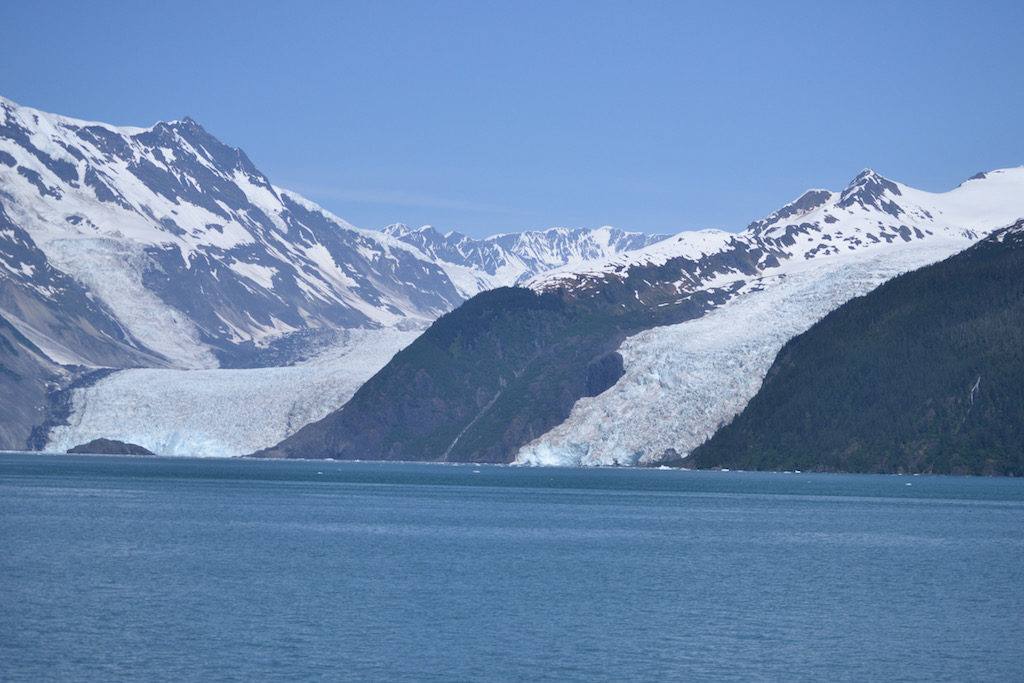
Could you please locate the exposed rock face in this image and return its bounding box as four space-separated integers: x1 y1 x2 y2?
0 314 64 450
584 352 624 397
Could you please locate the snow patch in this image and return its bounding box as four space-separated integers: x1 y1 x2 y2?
43 238 218 369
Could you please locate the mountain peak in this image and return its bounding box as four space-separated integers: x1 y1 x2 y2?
383 223 413 237
837 168 903 216
746 188 833 233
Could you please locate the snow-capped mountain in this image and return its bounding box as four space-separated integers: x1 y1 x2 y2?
518 167 1024 465
0 96 472 369
384 223 668 294
5 96 1021 462
0 96 665 452
254 165 1024 464
531 167 1023 296
0 95 663 372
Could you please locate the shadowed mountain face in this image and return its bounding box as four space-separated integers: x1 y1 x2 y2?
255 167 1024 465
688 221 1024 476
253 284 731 463
0 314 64 450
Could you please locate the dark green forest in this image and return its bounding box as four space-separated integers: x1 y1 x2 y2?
254 280 728 462
689 223 1024 475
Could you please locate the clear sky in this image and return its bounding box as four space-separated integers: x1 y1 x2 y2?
3 0 1022 238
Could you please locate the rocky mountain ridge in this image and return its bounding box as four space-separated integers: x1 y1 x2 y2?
258 167 1024 464
0 96 665 451
687 220 1024 475
515 166 1024 465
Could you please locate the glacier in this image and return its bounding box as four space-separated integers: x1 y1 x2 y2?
5 97 1024 463
516 167 1024 466
45 328 420 457
515 238 979 466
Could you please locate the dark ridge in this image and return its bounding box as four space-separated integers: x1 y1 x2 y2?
253 273 732 463
688 220 1024 476
27 368 118 451
746 189 832 232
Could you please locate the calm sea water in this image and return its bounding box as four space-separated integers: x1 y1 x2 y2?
2 453 1022 681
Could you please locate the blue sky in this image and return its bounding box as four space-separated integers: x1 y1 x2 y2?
3 0 1022 238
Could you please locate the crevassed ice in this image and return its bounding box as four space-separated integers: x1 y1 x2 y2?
515 239 974 467
46 328 420 457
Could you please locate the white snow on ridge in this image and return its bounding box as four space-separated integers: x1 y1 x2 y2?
515 236 979 467
529 167 1024 295
902 167 1024 229
528 229 734 291
45 327 421 457
44 238 219 369
383 223 676 297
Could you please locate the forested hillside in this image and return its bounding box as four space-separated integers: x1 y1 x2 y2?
252 284 728 462
688 221 1024 475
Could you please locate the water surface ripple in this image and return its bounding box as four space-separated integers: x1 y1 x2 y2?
2 454 1022 681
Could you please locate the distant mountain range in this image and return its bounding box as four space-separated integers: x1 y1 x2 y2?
2 96 1022 470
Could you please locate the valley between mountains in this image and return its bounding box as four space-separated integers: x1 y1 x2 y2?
2 96 1022 472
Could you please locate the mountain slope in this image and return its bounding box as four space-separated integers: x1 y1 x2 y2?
252 284 729 462
687 221 1024 475
516 168 1024 466
0 201 161 368
0 313 65 449
2 94 665 370
257 167 1024 463
0 96 665 453
516 241 969 466
0 95 467 369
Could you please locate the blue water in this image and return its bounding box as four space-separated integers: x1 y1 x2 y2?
2 454 1023 681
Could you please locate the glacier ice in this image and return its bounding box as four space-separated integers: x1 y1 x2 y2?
515 239 977 467
45 328 420 457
